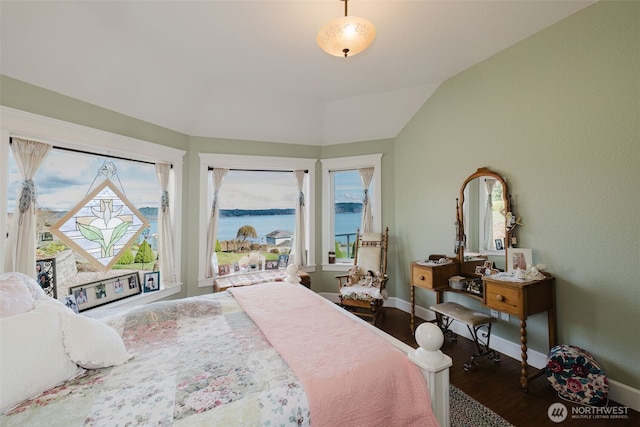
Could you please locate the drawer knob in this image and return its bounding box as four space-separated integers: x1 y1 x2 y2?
496 294 505 302
419 275 425 280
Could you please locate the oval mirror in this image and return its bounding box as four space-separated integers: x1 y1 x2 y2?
456 168 510 268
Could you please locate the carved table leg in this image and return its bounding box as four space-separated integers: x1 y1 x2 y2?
520 318 529 391
410 285 415 332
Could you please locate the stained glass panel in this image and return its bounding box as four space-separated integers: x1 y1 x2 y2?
50 180 149 272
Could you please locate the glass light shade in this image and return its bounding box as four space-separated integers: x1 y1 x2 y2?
317 15 376 58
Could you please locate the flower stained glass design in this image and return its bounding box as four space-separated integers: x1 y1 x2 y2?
51 180 150 272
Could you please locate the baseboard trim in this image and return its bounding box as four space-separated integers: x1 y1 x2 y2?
319 293 640 411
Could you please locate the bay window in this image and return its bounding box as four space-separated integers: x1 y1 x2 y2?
198 153 316 287
1 107 184 308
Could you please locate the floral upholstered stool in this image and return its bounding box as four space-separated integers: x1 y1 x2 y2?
546 344 608 406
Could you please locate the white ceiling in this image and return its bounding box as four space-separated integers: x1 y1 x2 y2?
0 1 596 146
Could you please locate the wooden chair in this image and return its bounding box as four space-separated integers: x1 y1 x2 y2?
336 227 389 326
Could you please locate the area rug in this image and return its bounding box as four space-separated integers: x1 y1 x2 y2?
450 385 515 427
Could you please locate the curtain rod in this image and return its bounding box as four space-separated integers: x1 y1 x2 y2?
9 137 171 168
208 167 308 173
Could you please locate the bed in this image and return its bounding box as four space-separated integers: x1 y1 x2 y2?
0 268 451 426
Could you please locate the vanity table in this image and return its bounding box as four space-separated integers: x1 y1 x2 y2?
410 167 558 390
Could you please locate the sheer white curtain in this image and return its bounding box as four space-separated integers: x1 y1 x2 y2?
292 170 306 267
205 168 228 278
359 167 374 233
4 138 52 277
484 179 496 250
155 163 177 287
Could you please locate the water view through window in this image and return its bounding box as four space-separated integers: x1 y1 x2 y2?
211 169 363 271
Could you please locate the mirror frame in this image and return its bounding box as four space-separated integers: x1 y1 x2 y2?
456 167 510 264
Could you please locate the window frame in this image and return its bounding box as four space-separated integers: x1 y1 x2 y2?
321 154 382 272
198 153 317 288
0 106 185 306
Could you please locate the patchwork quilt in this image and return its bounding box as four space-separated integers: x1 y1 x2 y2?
1 293 310 426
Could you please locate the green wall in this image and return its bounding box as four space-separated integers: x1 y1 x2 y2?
394 0 639 388
1 0 637 390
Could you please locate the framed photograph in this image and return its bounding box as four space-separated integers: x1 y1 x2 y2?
143 271 160 293
233 262 240 272
474 265 484 276
36 258 56 298
265 260 278 270
95 283 107 299
218 264 231 276
69 272 141 312
277 254 289 269
63 294 79 314
507 248 533 273
495 239 504 250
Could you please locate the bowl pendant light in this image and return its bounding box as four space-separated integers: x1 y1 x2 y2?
317 0 376 58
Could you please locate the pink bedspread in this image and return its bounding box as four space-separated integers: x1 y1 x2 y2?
230 282 439 427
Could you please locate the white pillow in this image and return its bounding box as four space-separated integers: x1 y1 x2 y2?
34 298 133 369
0 303 83 413
0 274 35 317
0 272 46 302
59 309 132 369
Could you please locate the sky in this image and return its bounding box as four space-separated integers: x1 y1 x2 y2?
7 149 367 212
210 169 365 210
7 149 159 212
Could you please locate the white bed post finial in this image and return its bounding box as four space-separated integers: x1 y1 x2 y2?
285 264 301 284
413 322 445 364
408 322 452 427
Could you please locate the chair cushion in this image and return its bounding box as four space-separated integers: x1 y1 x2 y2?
340 284 383 301
546 344 608 406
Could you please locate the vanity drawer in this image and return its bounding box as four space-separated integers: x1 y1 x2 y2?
411 262 459 291
484 282 521 315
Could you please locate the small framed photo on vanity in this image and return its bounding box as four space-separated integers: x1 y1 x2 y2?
506 248 532 273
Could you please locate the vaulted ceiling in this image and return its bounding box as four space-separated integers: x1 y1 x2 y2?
0 1 595 145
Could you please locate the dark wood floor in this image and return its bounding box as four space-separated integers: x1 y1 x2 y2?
377 307 639 427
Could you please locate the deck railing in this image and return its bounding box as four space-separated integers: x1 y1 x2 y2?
334 232 357 260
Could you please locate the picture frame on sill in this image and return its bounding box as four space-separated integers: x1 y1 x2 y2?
69 272 141 312
265 260 278 270
36 258 56 298
277 254 289 270
63 294 79 314
495 239 504 250
143 271 160 293
218 264 231 276
507 248 533 273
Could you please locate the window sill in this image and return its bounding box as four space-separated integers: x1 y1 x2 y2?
322 263 354 272
197 265 317 288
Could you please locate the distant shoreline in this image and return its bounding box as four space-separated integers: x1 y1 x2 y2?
43 202 362 221
221 203 362 217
